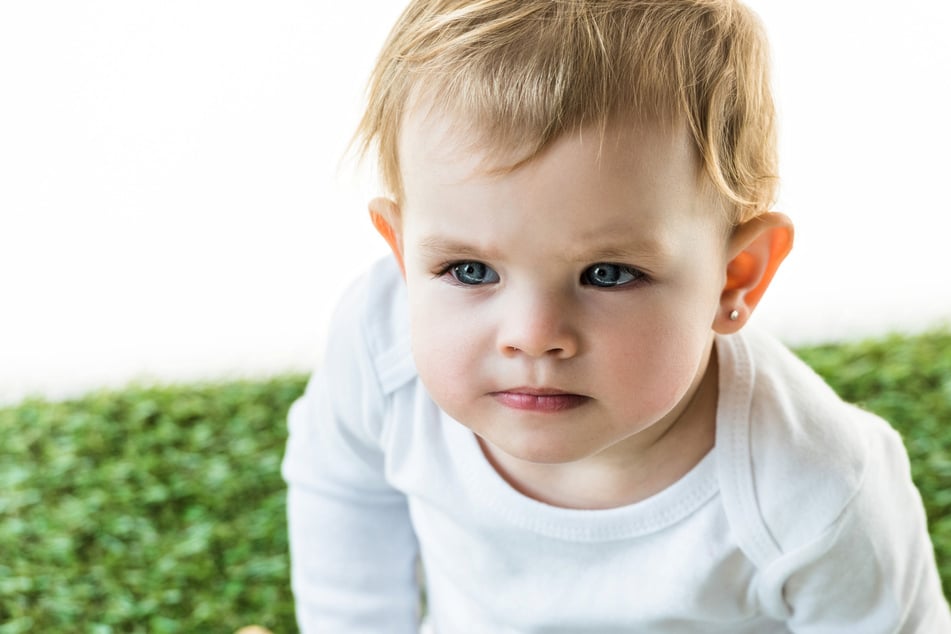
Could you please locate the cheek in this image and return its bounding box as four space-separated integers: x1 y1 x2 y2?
408 289 487 407
601 310 712 413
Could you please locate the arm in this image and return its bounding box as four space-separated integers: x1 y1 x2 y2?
282 285 420 633
756 425 950 632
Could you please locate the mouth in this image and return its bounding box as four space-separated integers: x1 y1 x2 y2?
491 387 590 412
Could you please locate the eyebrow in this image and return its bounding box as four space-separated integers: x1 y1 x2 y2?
568 242 673 272
417 233 672 267
417 236 504 261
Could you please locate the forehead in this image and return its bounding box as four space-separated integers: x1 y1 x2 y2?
398 104 718 225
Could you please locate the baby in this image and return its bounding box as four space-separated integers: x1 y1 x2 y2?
282 0 950 631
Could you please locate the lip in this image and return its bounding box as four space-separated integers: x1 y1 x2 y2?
491 387 589 412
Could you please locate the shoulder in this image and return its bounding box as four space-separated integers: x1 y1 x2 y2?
715 327 908 563
323 254 417 396
283 255 417 490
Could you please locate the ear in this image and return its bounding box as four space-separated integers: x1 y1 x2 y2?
714 212 794 334
368 197 405 277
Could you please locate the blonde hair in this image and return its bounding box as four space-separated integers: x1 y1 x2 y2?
354 0 778 224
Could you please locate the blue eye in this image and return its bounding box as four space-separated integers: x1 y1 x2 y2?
581 263 643 288
449 262 499 285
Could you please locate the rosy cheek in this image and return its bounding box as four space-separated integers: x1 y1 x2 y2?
410 310 479 405
612 328 699 409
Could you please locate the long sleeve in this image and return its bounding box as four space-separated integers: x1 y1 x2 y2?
716 329 951 633
754 422 950 632
282 277 420 633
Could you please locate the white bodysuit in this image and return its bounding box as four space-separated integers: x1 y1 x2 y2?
282 256 950 633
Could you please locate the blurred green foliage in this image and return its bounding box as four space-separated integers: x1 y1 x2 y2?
0 329 949 631
0 376 307 633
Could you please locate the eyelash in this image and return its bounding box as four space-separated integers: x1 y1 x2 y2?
433 261 651 288
434 261 497 286
580 263 650 289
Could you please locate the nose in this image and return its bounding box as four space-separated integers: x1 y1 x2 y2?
497 290 579 359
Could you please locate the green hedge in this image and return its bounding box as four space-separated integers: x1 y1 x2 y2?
1 329 949 632
0 377 307 633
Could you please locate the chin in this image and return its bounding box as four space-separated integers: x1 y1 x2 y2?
485 430 602 465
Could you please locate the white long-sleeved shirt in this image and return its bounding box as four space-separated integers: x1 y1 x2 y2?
282 256 950 633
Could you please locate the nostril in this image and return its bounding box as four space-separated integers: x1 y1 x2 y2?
497 312 579 358
503 343 572 358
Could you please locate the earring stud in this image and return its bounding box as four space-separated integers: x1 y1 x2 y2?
729 309 740 321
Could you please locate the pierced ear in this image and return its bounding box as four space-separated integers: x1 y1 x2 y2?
715 212 794 334
368 197 405 277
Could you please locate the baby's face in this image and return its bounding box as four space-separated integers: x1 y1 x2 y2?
396 110 733 466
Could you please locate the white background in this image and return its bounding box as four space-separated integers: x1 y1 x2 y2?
1 1 949 405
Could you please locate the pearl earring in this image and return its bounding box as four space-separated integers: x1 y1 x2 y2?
729 309 740 321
